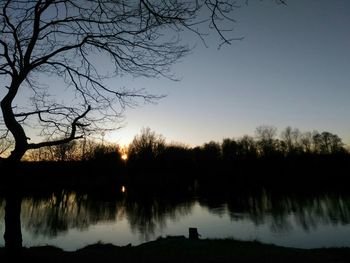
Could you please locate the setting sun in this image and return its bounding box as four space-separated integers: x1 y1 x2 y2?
121 154 128 161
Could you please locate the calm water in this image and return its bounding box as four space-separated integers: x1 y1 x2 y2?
1 188 350 251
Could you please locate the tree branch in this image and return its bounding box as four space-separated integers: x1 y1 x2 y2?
27 105 91 149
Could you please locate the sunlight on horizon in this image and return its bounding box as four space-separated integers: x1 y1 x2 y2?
121 154 128 161
106 130 134 147
104 126 350 149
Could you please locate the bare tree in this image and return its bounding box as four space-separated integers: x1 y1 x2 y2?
0 0 286 162
313 131 344 154
237 135 257 158
280 126 301 155
48 139 77 161
221 138 238 162
300 131 313 153
0 135 13 158
128 127 165 162
0 118 14 157
255 125 277 156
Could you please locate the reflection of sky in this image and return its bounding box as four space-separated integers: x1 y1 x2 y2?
2 201 350 251
5 0 350 147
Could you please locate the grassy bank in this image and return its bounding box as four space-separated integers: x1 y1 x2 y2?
1 237 350 263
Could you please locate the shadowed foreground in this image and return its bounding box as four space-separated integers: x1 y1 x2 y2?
1 237 350 263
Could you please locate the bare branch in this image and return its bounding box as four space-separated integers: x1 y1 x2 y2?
0 0 285 160
28 105 91 149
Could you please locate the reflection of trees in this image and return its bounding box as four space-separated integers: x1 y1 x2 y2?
202 190 350 233
125 198 194 241
2 189 350 242
291 195 350 231
20 191 121 237
0 199 4 232
16 191 194 241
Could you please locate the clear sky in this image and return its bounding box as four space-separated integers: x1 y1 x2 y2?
103 0 350 146
4 0 348 148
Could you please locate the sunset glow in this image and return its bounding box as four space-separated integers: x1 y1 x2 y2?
121 154 128 161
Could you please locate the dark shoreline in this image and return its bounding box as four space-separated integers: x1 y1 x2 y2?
1 155 350 193
1 237 350 263
1 160 350 262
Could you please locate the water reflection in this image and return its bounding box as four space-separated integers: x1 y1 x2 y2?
200 191 350 233
1 188 350 249
124 198 194 241
0 191 195 242
20 191 120 237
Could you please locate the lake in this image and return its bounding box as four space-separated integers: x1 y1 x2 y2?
1 185 350 251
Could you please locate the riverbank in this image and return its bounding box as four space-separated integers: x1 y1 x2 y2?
1 237 350 263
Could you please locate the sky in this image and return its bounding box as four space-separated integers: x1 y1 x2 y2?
2 0 349 148
103 0 350 146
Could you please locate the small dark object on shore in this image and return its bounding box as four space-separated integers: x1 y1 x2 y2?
189 228 200 240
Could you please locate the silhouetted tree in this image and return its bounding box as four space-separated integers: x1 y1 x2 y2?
87 143 121 162
22 138 121 161
23 147 48 161
0 135 13 157
159 143 193 170
197 141 221 166
300 131 313 154
313 131 345 154
222 138 238 162
0 0 267 162
128 128 165 165
256 125 278 157
48 139 78 161
236 135 258 159
280 126 302 155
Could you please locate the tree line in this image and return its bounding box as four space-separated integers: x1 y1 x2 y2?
0 125 348 163
127 126 347 166
121 126 349 194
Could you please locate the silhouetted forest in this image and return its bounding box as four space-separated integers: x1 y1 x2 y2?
126 126 348 192
1 125 349 193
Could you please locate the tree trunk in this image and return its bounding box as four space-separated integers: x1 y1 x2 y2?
4 192 23 251
2 160 23 253
1 79 28 162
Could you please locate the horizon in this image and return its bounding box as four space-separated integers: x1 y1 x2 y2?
102 0 350 148
105 125 350 149
1 0 349 156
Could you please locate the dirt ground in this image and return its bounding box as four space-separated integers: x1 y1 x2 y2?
1 237 350 263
